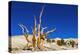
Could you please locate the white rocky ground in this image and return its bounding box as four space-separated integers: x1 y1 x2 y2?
9 35 78 53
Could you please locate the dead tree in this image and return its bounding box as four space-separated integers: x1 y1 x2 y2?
18 5 56 51
37 5 45 49
32 16 37 50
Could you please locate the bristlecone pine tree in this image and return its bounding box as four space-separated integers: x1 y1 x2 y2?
19 5 56 51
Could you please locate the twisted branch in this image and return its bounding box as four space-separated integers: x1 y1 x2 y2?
18 24 31 43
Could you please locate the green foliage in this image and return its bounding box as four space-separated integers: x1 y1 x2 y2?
71 41 75 47
57 40 62 46
47 39 51 43
66 40 75 47
57 39 66 46
70 40 75 47
61 39 65 45
52 39 55 42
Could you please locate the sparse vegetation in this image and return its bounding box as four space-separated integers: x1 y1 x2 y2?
57 40 62 46
52 39 55 42
61 39 65 45
65 40 76 48
70 40 75 47
47 39 51 43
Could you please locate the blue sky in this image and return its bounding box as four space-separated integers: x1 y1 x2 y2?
9 1 78 39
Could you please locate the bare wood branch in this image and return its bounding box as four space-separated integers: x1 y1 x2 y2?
41 27 47 34
46 28 56 35
39 5 45 24
18 24 31 43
